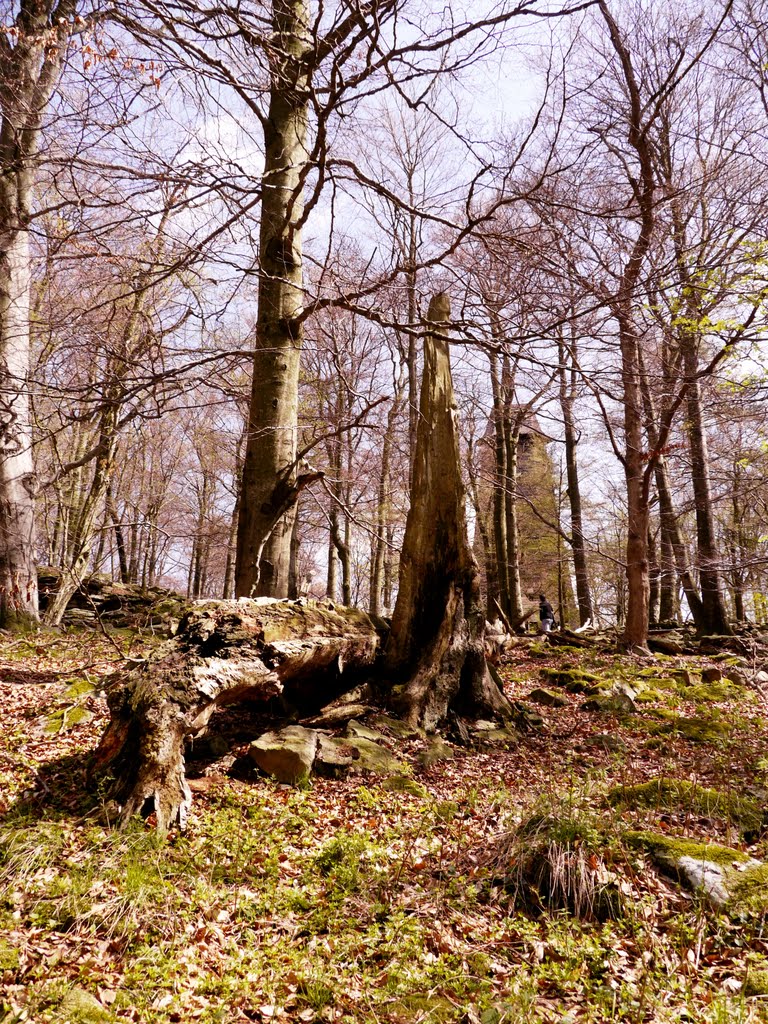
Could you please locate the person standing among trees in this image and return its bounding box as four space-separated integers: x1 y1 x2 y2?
539 594 555 633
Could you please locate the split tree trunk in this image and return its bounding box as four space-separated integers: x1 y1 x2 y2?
90 598 387 833
384 294 511 732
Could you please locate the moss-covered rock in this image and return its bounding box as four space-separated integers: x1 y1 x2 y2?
649 714 729 744
369 714 424 740
340 731 405 775
626 830 753 868
345 720 388 743
249 725 319 785
581 690 636 715
527 687 568 708
511 701 544 731
418 736 455 767
626 832 761 907
608 778 764 836
473 725 519 750
542 668 599 693
729 864 768 917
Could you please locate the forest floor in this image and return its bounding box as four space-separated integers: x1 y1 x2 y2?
2 626 768 1024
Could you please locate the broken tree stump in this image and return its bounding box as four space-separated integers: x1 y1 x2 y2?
383 293 512 731
89 598 387 832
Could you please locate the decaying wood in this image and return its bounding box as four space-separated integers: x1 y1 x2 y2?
384 294 512 731
545 628 596 649
89 598 386 832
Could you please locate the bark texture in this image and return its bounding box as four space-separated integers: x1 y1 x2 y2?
384 294 511 731
234 0 314 597
0 0 74 627
90 598 386 832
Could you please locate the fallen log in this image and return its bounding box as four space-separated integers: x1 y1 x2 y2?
545 628 596 649
89 598 387 832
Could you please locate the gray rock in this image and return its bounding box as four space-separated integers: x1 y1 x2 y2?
673 669 694 687
249 725 318 785
677 857 730 907
473 725 519 750
369 714 424 740
313 734 357 778
527 687 568 708
342 735 404 775
726 668 748 687
418 736 455 767
581 690 635 715
345 719 388 743
701 667 723 684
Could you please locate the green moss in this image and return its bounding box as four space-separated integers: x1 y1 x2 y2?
65 678 96 699
744 968 768 997
44 703 94 734
729 864 768 917
683 679 741 703
380 775 427 798
607 778 763 835
542 668 599 690
55 986 114 1023
625 831 753 868
634 688 664 704
647 712 729 744
0 937 20 973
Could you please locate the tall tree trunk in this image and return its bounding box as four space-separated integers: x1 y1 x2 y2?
597 2 656 650
658 525 678 622
370 396 400 616
235 0 314 598
503 418 524 622
648 526 660 627
0 225 37 628
43 417 120 625
106 483 130 584
619 315 651 650
557 330 593 624
384 294 510 731
287 508 301 599
326 503 338 600
638 352 706 628
489 350 510 619
682 350 730 634
0 0 74 627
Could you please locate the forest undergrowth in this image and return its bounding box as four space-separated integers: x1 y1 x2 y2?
2 627 768 1024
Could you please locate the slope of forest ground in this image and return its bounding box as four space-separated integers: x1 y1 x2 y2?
3 626 768 1024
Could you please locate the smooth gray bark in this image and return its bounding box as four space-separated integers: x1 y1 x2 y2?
0 0 75 627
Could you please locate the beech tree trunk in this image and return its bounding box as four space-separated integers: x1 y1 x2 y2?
234 0 316 598
384 294 511 732
90 598 387 832
0 0 74 628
